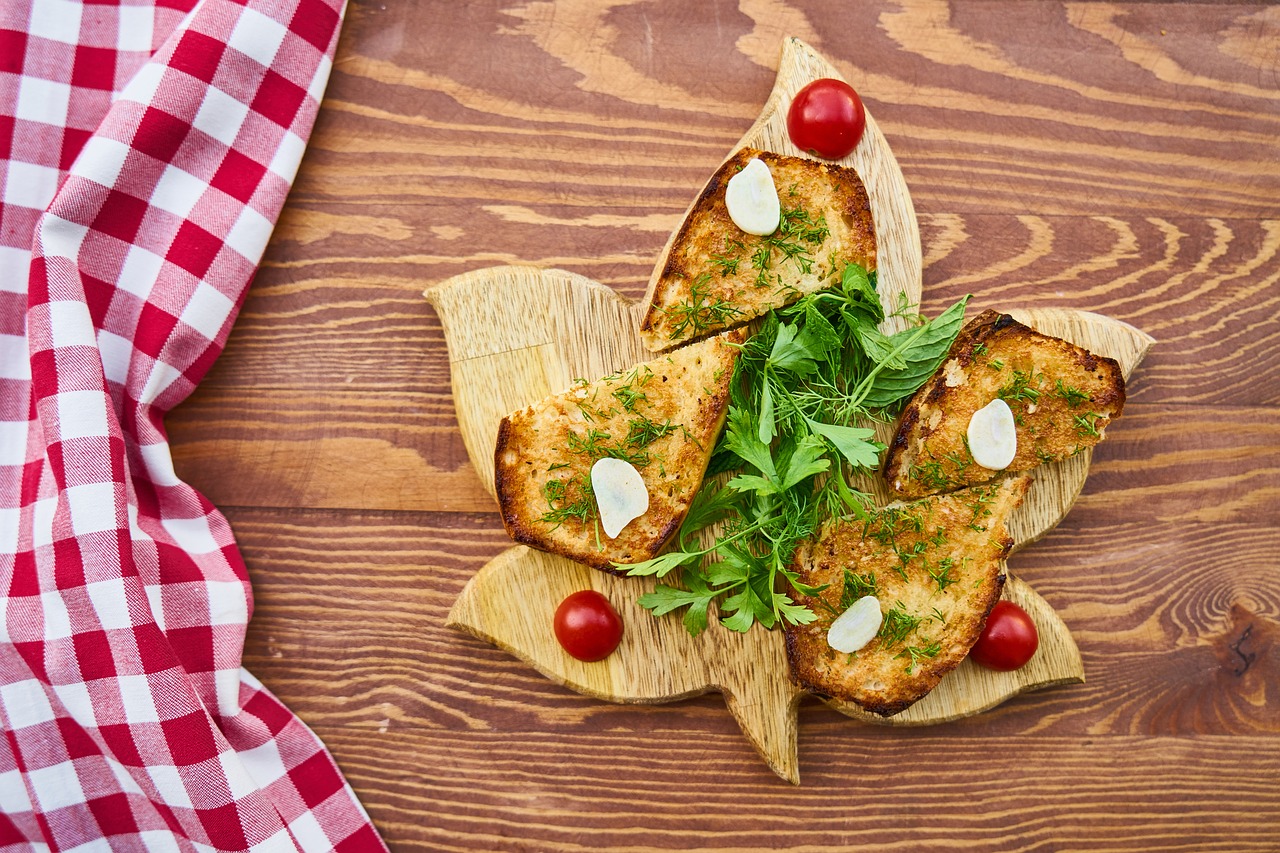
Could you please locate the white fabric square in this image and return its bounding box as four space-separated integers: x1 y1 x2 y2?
220 749 261 800
56 389 110 440
136 832 183 853
308 54 333 105
287 812 332 853
160 516 220 555
0 334 31 380
223 205 273 262
14 76 72 128
179 282 233 340
0 679 56 729
0 768 35 813
250 828 300 853
236 739 288 787
143 764 192 809
144 583 165 631
105 756 145 796
206 580 248 625
85 577 134 631
28 760 86 812
193 86 250 147
117 61 164 108
66 482 119 535
32 495 58 548
39 589 73 640
215 667 241 718
74 136 132 191
138 442 180 487
3 160 62 210
38 216 89 260
48 300 98 349
116 674 161 724
97 329 132 387
0 245 31 293
0 507 18 555
227 7 288 67
62 839 116 853
139 359 182 405
0 416 28 466
149 165 206 219
51 681 96 726
27 0 83 44
267 130 306 184
116 244 164 300
116 4 154 52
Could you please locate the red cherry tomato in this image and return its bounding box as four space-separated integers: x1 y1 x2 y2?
969 600 1039 671
553 590 623 662
787 78 867 160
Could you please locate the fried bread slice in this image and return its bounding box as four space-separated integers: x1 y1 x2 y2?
785 475 1031 716
638 147 876 351
494 331 743 572
884 310 1126 499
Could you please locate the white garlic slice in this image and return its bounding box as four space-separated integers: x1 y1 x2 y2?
827 595 882 654
967 397 1018 470
590 457 650 539
724 157 781 236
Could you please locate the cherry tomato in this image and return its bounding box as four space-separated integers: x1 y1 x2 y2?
553 590 623 662
787 78 867 160
969 600 1039 671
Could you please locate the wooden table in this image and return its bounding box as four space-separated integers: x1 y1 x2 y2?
168 2 1280 849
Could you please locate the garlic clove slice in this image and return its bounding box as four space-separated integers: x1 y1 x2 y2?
724 157 781 236
590 457 650 539
967 397 1018 470
827 595 882 653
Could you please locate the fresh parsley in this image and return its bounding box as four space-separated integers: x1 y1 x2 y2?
624 264 970 635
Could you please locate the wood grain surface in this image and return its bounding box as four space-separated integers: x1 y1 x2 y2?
166 1 1279 849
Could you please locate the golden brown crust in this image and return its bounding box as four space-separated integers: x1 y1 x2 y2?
638 147 876 351
884 310 1126 498
785 476 1031 716
494 330 744 572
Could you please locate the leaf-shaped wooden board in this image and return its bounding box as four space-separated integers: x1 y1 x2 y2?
424 39 1154 783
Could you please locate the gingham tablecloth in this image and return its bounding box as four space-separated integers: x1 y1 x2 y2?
1 0 387 848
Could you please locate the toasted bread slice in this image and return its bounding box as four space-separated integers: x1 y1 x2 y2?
884 310 1126 499
785 475 1031 716
638 147 876 351
494 331 743 572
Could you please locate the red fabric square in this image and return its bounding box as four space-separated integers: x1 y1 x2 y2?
71 46 117 91
169 30 225 85
73 630 118 681
335 824 385 852
133 624 179 675
97 724 144 767
87 793 140 838
57 717 102 761
250 70 306 129
59 127 95 171
160 711 217 766
289 0 340 52
0 29 26 75
167 625 215 675
133 302 179 360
132 107 190 164
0 114 13 161
210 148 265 203
197 802 248 851
166 220 221 277
82 274 116 329
292 752 344 809
53 537 86 590
92 190 150 244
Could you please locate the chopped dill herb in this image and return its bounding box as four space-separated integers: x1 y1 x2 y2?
840 570 879 610
878 602 922 647
1074 412 1103 437
897 639 942 673
663 273 743 340
1055 379 1090 408
998 369 1042 405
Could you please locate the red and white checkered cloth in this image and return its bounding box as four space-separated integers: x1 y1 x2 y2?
1 0 388 848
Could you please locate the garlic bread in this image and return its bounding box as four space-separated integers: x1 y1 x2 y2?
494 331 743 572
638 147 876 351
785 475 1031 716
884 310 1126 499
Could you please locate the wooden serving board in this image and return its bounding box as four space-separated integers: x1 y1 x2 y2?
425 39 1154 784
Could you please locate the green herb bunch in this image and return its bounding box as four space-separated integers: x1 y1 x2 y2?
619 264 969 636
